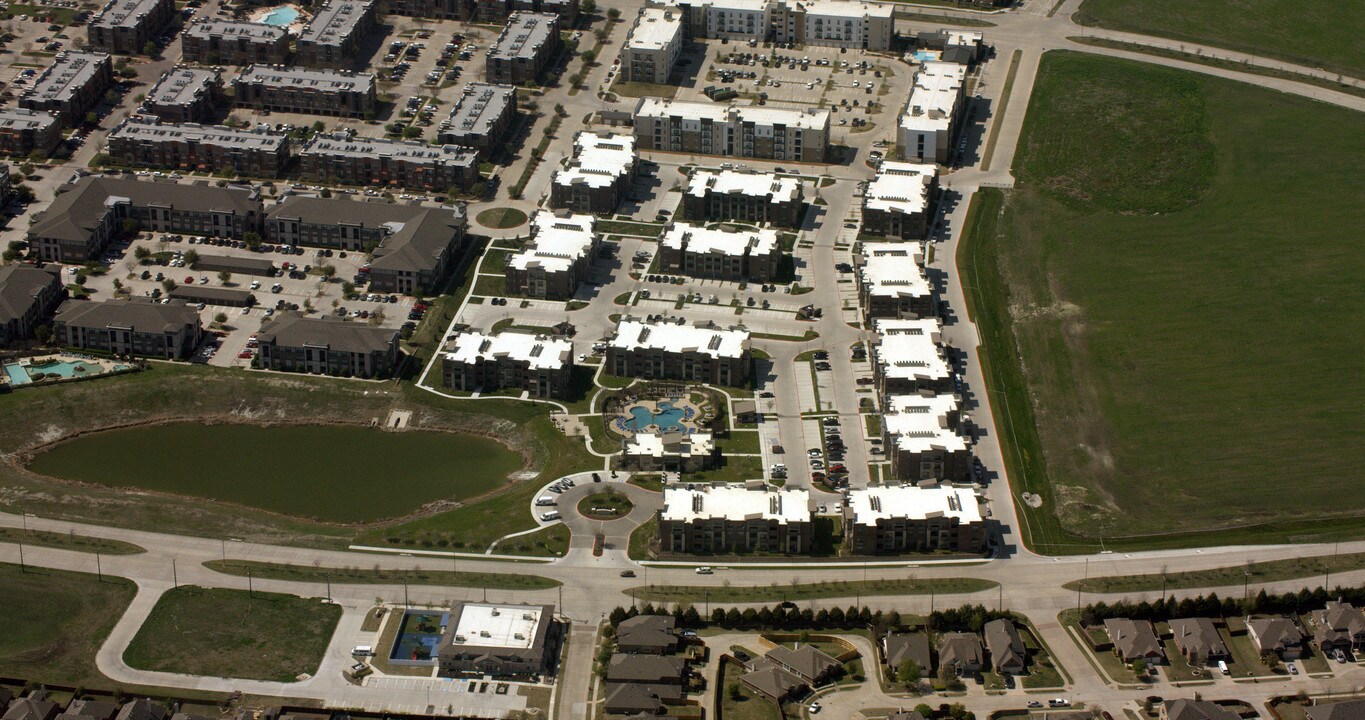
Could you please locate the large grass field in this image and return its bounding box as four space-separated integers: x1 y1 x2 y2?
1065 552 1365 593
966 52 1364 551
1073 0 1365 78
124 586 341 682
0 563 136 687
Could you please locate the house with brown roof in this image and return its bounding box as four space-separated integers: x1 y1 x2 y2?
61 701 119 720
1169 618 1229 666
1312 601 1365 652
1247 615 1304 660
765 644 841 685
938 632 983 675
606 654 686 685
883 632 932 675
616 614 679 654
740 662 805 702
1160 700 1241 720
984 619 1026 675
1307 699 1365 720
3 699 58 720
602 682 682 715
113 700 165 720
0 264 64 347
1103 618 1165 665
888 712 928 720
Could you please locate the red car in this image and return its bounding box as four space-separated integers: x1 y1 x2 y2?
184 276 193 283
828 464 848 474
237 350 253 359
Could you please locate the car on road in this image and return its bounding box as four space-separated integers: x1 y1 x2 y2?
620 570 636 578
1050 699 1070 708
808 702 821 714
1027 702 1043 709
695 566 713 574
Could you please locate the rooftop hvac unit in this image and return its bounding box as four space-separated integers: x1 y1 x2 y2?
480 630 491 637
522 613 535 620
514 633 526 640
491 609 501 616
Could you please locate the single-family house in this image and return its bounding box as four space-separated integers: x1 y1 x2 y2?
1247 615 1304 660
938 632 983 675
1103 618 1165 665
984 619 1026 675
1169 618 1229 666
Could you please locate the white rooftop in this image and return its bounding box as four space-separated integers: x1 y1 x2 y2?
610 319 749 359
661 222 778 258
508 211 596 273
655 0 769 12
847 485 981 525
797 0 893 19
626 7 683 51
451 603 542 649
554 132 636 189
444 330 572 370
874 317 949 383
861 242 929 299
899 62 966 135
687 169 801 203
865 162 936 215
883 393 966 453
662 485 811 523
635 97 830 131
625 430 714 459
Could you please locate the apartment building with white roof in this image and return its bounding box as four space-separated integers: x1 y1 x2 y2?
681 168 805 228
845 484 986 553
505 211 599 300
772 0 893 50
659 222 781 282
859 242 932 321
883 393 969 482
550 132 639 213
659 484 813 553
862 161 938 239
623 430 716 472
898 61 966 164
873 317 951 395
634 97 830 163
441 330 574 398
606 318 750 386
623 7 684 83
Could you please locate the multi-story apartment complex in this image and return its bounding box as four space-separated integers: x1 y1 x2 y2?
486 12 562 85
0 265 64 347
845 485 986 554
383 0 577 23
681 169 804 227
633 98 829 163
181 20 291 66
255 312 400 378
233 66 377 118
53 298 203 359
898 61 966 164
883 393 969 482
606 318 750 386
294 0 376 69
0 108 63 156
622 8 683 83
658 485 812 554
299 134 478 190
873 317 952 396
771 0 892 50
19 52 114 127
862 162 938 239
622 430 716 472
549 132 638 214
87 0 175 54
27 177 261 262
859 243 931 322
106 117 290 177
437 83 517 157
140 67 222 124
441 330 574 398
504 211 598 300
659 222 780 282
265 196 468 294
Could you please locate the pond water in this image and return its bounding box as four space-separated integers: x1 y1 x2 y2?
27 423 522 523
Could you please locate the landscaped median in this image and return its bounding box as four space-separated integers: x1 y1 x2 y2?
625 577 997 604
0 528 145 555
1063 552 1365 594
203 560 561 590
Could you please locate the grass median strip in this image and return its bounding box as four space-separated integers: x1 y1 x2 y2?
204 560 561 590
0 528 145 555
626 577 996 604
1064 553 1365 594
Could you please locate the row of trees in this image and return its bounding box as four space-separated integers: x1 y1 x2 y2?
607 602 1013 634
1079 585 1364 626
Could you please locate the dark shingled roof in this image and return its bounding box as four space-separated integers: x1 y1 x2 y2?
0 264 60 324
984 618 1026 672
1308 700 1365 720
266 196 466 275
766 644 840 683
1104 618 1164 661
54 298 200 334
255 311 397 354
884 632 932 673
606 654 686 683
29 177 259 243
1163 700 1241 720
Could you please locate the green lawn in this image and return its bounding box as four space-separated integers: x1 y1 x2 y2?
973 52 1365 551
577 490 633 519
1065 552 1365 593
0 528 144 555
203 560 560 590
683 455 764 485
1073 0 1365 78
716 430 761 455
474 207 528 229
124 586 341 683
626 577 996 604
0 563 136 687
629 516 658 560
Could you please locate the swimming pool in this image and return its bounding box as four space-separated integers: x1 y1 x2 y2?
3 360 103 385
623 401 688 433
913 50 938 62
257 6 299 26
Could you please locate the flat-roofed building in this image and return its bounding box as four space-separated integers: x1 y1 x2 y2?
845 484 985 553
659 484 812 553
295 0 376 69
0 265 64 347
53 297 203 358
28 177 262 262
233 66 377 118
19 51 114 127
505 211 598 300
883 393 968 482
655 0 770 39
898 62 966 164
772 0 893 50
384 0 476 20
623 430 716 471
437 601 561 678
623 8 683 83
607 318 750 386
437 83 516 157
862 162 937 239
873 317 951 395
299 134 478 190
549 131 638 214
107 118 289 176
681 168 804 227
634 98 830 163
182 20 291 66
859 242 931 321
141 67 223 124
659 222 780 282
486 12 561 85
255 312 400 378
916 29 986 65
265 196 468 294
0 108 63 156
441 330 573 398
87 0 175 54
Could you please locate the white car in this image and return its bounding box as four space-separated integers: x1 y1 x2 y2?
695 566 713 575
808 703 821 714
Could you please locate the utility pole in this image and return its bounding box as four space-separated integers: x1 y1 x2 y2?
1327 540 1339 589
172 558 178 589
221 538 226 564
1077 558 1088 611
248 570 253 597
17 536 25 573
326 574 332 603
404 581 410 607
95 550 102 582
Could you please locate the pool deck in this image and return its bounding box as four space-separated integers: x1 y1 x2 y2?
610 398 702 439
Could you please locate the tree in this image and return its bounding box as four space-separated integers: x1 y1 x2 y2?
554 103 566 117
898 658 922 688
581 49 596 65
1132 658 1148 677
26 150 45 164
34 324 52 345
402 125 422 139
217 270 231 285
938 663 961 691
594 28 607 43
213 312 228 324
581 0 595 12
84 111 98 126
243 231 262 250
143 40 157 56
312 120 326 132
183 249 199 265
320 187 332 198
18 162 33 176
607 7 620 20
133 245 151 262
342 281 355 296
727 684 742 701
320 264 336 280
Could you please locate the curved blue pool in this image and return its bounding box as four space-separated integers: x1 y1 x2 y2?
624 402 687 433
258 6 299 26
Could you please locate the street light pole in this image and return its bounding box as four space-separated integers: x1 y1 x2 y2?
95 549 102 582
172 558 178 589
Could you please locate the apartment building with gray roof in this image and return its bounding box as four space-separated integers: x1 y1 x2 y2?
255 312 400 378
141 67 223 123
233 66 377 118
87 0 175 54
437 83 516 157
0 108 63 156
53 298 203 359
486 12 561 85
182 20 291 66
0 265 65 346
299 134 478 190
295 0 376 69
107 117 290 177
19 51 114 126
